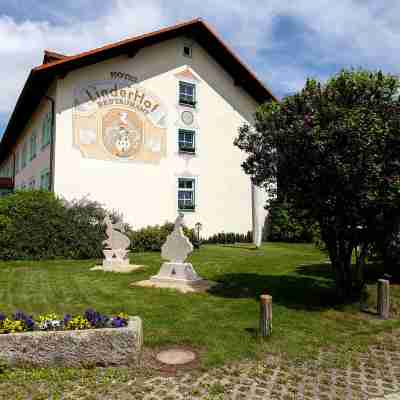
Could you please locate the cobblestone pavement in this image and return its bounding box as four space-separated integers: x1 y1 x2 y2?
45 330 400 399
126 331 400 400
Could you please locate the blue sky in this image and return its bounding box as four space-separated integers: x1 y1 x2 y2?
0 0 399 137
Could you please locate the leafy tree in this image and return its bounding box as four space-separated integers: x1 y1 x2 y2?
235 70 400 300
268 199 319 243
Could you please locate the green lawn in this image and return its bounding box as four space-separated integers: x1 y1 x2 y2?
0 243 399 370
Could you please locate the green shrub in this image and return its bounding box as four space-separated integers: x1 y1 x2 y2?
0 191 109 260
203 231 252 245
268 200 319 243
128 222 195 252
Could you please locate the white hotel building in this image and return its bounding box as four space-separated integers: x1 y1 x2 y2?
0 19 275 238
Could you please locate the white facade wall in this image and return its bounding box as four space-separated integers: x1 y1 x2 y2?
52 37 263 237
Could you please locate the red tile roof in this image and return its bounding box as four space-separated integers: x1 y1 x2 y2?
42 50 67 65
0 18 276 163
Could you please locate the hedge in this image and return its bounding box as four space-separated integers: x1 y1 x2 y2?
203 231 253 245
128 222 196 252
0 191 110 260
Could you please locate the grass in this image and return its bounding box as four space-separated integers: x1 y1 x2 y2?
0 242 399 396
0 243 398 366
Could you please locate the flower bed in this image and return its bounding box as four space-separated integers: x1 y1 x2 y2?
0 310 129 333
0 310 142 368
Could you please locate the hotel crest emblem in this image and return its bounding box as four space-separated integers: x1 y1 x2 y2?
103 110 142 158
73 73 168 163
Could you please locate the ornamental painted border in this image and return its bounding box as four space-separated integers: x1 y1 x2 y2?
0 316 142 368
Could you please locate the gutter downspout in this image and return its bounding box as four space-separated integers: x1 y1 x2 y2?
44 95 55 192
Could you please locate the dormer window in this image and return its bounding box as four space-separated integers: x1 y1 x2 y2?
183 44 192 58
179 81 196 107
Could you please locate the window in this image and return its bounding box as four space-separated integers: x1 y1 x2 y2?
21 141 27 169
179 81 196 107
41 112 51 149
178 178 195 211
178 129 195 154
183 44 192 58
40 169 50 191
30 131 37 161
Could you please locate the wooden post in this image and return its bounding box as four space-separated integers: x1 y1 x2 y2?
377 279 390 319
259 295 272 337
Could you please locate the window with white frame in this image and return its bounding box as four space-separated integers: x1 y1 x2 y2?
178 129 195 154
40 169 50 191
179 81 196 107
178 178 195 211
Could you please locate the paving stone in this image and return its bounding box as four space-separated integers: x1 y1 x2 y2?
48 329 400 400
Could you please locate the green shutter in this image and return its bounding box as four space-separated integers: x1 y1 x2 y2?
15 151 19 173
30 132 37 160
21 142 27 169
40 169 50 191
41 114 51 148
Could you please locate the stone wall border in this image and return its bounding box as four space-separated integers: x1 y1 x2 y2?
0 316 142 368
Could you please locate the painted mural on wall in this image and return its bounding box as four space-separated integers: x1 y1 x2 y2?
73 73 168 163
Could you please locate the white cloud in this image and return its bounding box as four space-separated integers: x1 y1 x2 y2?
0 0 171 115
0 0 400 132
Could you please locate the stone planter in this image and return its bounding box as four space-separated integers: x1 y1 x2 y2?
0 316 142 368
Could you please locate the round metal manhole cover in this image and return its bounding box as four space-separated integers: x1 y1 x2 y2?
156 348 197 365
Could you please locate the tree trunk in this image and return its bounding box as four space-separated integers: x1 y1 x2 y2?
325 234 354 301
354 244 367 293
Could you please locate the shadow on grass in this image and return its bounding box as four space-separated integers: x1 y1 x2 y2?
295 262 387 284
295 263 333 280
209 270 338 311
218 245 259 251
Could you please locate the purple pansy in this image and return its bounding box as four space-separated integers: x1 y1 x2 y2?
13 311 35 330
63 314 72 326
84 309 109 328
111 317 128 328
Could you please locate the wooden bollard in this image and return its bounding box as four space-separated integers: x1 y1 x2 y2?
377 279 390 319
259 295 272 337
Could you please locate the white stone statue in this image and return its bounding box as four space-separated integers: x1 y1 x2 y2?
91 214 143 273
150 213 203 285
161 213 193 263
102 215 130 266
103 215 130 251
